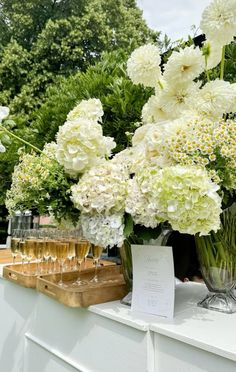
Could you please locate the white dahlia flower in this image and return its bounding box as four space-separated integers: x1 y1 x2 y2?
158 82 199 119
127 44 161 87
200 0 236 46
163 46 205 84
188 80 235 119
142 95 169 124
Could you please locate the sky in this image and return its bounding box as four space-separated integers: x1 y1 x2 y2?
136 0 212 41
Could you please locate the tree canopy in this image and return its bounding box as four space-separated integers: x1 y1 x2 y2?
0 0 158 118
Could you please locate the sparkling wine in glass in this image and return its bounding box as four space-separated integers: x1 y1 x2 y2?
73 240 90 286
25 239 35 274
66 239 76 271
18 239 27 273
10 238 20 265
35 239 44 275
56 242 69 287
90 245 104 283
48 240 57 273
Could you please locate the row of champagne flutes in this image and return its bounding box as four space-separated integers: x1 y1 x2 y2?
10 228 105 286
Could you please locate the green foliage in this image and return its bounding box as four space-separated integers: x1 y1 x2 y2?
0 0 158 117
5 149 80 223
0 40 30 104
0 0 87 48
24 50 152 151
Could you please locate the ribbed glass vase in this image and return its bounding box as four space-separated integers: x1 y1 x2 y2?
195 204 236 314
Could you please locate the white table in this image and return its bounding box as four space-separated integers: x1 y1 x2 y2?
0 271 235 372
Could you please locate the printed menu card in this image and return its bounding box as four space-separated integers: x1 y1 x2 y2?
131 244 175 318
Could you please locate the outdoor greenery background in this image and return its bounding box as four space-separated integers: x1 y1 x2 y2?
0 0 160 210
0 0 235 223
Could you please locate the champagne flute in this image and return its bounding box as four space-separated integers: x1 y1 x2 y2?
90 244 104 283
56 242 69 287
18 239 27 273
10 237 20 265
35 239 44 275
67 239 76 271
25 239 35 274
73 240 90 286
48 240 57 273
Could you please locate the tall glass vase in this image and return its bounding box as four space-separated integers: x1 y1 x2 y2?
119 240 133 306
195 204 236 313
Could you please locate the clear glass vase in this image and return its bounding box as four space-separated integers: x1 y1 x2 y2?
195 204 236 314
119 241 133 306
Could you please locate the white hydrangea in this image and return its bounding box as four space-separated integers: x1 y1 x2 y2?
187 80 235 119
125 177 164 228
142 95 169 124
111 146 148 174
200 0 236 46
67 98 104 122
202 40 222 69
153 166 222 235
163 46 205 84
80 213 125 248
126 165 222 236
71 161 129 214
56 118 116 175
127 44 161 87
131 122 173 169
0 106 9 121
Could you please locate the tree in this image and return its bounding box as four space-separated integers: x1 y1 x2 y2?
0 0 158 117
0 0 87 48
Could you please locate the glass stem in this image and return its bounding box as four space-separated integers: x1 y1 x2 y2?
94 259 98 281
77 262 81 283
22 258 25 273
60 262 63 284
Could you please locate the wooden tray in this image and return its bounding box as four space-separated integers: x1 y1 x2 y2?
3 258 116 289
37 265 128 307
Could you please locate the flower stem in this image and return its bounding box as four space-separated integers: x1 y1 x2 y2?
204 56 210 82
220 45 225 80
157 80 164 89
0 126 43 154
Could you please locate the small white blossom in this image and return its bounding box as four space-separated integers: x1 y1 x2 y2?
0 106 9 121
0 140 6 152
